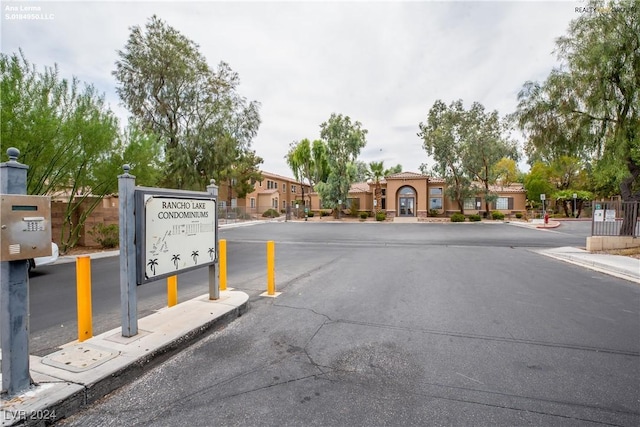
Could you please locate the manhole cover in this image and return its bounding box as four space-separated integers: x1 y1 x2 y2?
42 344 118 373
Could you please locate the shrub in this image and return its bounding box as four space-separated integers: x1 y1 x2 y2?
359 211 369 219
428 209 439 217
492 211 505 220
320 210 331 217
306 211 314 217
468 214 482 222
515 212 523 219
262 209 280 218
375 212 386 221
88 223 119 248
450 213 466 222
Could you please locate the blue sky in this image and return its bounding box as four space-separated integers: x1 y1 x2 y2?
1 0 583 177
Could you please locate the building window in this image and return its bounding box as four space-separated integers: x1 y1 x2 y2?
282 200 286 209
429 187 443 210
496 197 514 210
282 183 286 192
250 198 256 208
430 198 442 210
464 198 476 210
291 185 296 193
273 198 278 208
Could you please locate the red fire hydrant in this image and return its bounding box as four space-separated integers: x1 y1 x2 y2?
544 213 549 224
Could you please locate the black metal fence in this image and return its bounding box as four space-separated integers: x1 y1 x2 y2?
217 206 308 224
591 201 640 237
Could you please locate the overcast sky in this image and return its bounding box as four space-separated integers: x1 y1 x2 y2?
1 0 583 178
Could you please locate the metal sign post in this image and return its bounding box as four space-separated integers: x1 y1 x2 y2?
0 148 32 395
118 165 138 337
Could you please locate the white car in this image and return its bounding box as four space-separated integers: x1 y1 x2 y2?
29 242 59 271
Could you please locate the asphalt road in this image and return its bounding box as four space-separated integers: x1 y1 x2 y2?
55 221 639 426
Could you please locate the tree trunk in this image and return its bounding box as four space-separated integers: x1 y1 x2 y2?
619 158 640 236
619 202 638 236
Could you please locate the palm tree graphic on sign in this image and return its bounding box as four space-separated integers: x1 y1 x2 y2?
208 247 215 260
147 258 158 275
192 250 199 265
171 254 181 270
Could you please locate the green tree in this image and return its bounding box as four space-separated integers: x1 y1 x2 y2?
316 113 368 215
523 162 555 210
366 161 385 213
554 189 593 218
1 50 119 252
492 157 519 188
113 15 261 191
93 120 163 194
384 164 403 175
419 100 475 213
352 160 369 183
515 0 639 235
285 138 328 206
461 102 519 216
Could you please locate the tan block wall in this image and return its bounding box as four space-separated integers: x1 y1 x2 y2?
587 236 640 251
51 196 120 248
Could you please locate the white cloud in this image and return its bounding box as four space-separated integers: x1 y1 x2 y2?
1 0 580 178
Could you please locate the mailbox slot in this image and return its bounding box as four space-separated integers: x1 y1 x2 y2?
1 195 52 261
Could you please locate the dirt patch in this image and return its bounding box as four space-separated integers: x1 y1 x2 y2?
597 247 640 260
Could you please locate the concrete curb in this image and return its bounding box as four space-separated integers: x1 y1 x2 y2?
537 247 640 284
1 291 249 426
536 221 561 229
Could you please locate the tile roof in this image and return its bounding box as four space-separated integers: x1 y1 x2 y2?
259 170 302 183
349 182 372 193
488 184 526 193
385 171 427 180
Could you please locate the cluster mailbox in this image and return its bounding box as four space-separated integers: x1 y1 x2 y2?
0 194 52 261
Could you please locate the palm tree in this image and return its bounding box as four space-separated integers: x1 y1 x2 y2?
366 161 385 214
147 258 158 276
208 247 215 261
171 254 181 270
191 250 199 264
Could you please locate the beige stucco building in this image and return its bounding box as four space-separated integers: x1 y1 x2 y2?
219 170 527 219
219 171 312 215
308 171 527 218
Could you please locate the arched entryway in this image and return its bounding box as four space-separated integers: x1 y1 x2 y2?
397 186 416 217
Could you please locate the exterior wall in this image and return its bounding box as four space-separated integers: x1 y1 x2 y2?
51 195 120 248
385 175 428 218
243 172 311 214
587 236 640 251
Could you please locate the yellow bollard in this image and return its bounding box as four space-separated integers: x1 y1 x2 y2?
167 275 178 307
267 240 275 295
220 239 227 291
76 256 93 342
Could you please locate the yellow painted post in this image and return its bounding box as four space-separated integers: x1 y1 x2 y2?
267 240 275 295
76 256 93 342
167 275 178 307
220 239 227 291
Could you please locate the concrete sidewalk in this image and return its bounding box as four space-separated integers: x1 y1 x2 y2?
538 246 640 284
1 290 248 426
